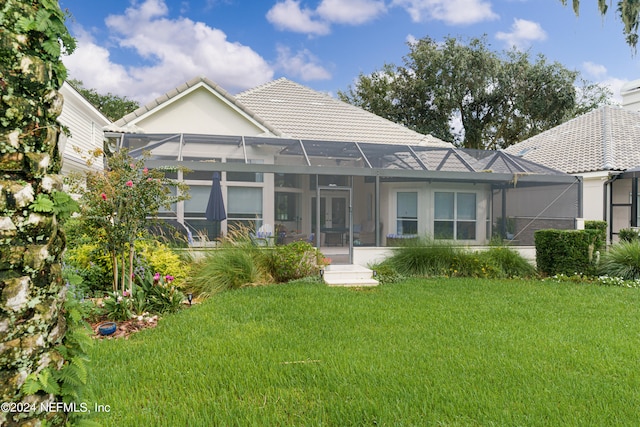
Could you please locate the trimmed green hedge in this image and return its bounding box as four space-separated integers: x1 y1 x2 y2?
585 220 607 248
534 229 603 277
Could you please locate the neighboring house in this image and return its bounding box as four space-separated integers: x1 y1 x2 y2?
58 82 110 175
504 104 640 241
108 76 580 264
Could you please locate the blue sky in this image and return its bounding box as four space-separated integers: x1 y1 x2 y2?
58 0 640 105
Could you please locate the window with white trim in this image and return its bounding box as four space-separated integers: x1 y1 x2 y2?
227 186 263 230
434 192 476 240
396 192 418 235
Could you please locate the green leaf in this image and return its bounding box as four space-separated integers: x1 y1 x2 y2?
52 190 80 220
22 374 44 395
42 40 61 57
30 194 54 213
38 369 61 395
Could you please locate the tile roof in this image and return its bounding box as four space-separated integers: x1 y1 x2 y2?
236 78 452 147
504 105 640 174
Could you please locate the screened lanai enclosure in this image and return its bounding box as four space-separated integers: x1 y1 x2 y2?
106 132 582 264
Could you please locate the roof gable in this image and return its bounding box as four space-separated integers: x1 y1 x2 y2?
112 76 279 136
504 106 640 174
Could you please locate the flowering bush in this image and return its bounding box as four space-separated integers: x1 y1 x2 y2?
135 271 185 314
68 149 189 294
64 238 189 295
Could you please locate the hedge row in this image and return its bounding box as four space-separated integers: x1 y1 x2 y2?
534 222 606 277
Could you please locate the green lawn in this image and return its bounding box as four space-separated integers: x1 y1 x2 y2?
87 278 640 426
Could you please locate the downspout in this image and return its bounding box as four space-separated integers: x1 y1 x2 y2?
603 174 620 243
632 177 638 228
501 185 507 239
375 175 380 247
577 176 583 219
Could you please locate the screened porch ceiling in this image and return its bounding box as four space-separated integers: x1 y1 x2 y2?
107 132 577 186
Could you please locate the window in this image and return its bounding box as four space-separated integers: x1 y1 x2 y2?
227 187 263 230
184 185 219 240
226 159 264 182
275 192 299 221
310 175 349 189
184 185 211 218
275 173 299 188
397 192 418 235
434 192 476 240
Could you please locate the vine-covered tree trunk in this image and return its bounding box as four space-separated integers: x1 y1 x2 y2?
0 1 76 425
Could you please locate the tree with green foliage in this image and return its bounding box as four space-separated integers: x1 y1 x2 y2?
0 1 93 425
562 0 640 49
68 79 139 121
70 150 189 294
339 36 612 149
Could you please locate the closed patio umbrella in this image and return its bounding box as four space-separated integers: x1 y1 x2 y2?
205 172 226 222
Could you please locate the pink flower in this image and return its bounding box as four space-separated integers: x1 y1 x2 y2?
100 193 107 200
153 272 161 281
130 163 135 169
126 180 133 187
122 290 130 297
165 275 174 282
143 168 149 174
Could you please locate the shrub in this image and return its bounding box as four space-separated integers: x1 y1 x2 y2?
618 228 640 243
598 241 640 280
386 237 462 277
266 241 322 283
188 225 272 296
449 252 499 278
136 272 185 314
534 229 603 277
385 237 536 279
102 291 133 321
481 246 537 278
64 238 190 295
189 247 271 296
64 243 113 294
585 220 607 249
369 262 405 285
136 240 189 288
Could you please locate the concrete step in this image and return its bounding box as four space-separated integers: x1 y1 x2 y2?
322 264 379 287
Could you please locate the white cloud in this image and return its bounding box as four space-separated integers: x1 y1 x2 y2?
275 45 332 81
582 61 608 79
266 0 386 36
266 0 330 35
605 78 627 104
63 29 131 94
495 18 547 49
316 0 387 25
63 0 274 103
577 62 625 104
391 0 498 25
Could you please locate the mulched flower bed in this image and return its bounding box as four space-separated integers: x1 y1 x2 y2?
91 315 159 339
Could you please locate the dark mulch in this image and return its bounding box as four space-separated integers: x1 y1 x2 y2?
91 315 158 339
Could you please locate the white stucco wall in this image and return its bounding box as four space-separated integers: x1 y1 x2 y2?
577 171 609 221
